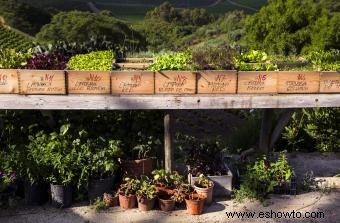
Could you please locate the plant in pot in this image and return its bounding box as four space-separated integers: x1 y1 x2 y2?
0 170 17 207
86 138 123 202
185 191 206 215
103 192 119 207
158 183 193 212
152 169 184 195
193 174 214 205
136 176 156 211
118 177 139 209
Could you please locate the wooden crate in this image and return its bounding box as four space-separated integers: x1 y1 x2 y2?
155 71 196 94
18 70 66 95
320 71 340 93
237 71 278 94
0 69 19 94
197 70 237 94
111 71 154 94
278 71 320 93
68 71 111 94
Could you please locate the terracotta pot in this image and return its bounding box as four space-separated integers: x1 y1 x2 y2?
137 196 155 211
120 158 153 176
158 194 175 212
155 186 174 196
119 194 136 209
194 182 214 205
185 193 206 215
103 193 119 207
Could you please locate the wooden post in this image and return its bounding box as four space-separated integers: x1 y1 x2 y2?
164 111 173 172
259 109 274 154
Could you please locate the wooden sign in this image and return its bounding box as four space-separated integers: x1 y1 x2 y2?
278 71 320 93
155 71 196 94
320 71 340 93
197 70 237 94
111 71 154 94
68 71 110 94
237 71 278 94
0 69 19 94
18 70 66 95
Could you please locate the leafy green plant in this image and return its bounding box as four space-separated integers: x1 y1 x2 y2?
119 177 139 197
149 51 197 71
0 171 16 193
192 46 236 70
68 50 115 71
234 50 277 71
91 197 107 212
0 48 32 69
307 50 340 71
194 174 212 188
136 176 156 200
152 169 184 188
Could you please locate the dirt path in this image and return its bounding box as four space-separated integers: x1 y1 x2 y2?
1 191 339 223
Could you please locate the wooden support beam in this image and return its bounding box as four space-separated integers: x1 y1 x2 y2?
164 111 173 172
0 94 339 110
259 109 275 154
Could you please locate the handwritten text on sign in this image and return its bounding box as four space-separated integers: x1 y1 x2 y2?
238 71 277 93
111 71 154 94
278 71 319 93
19 70 66 94
68 71 110 94
156 72 196 94
0 69 19 93
198 71 237 93
320 72 340 93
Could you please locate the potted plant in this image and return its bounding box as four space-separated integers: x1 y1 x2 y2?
136 176 156 211
103 192 119 207
185 192 206 215
158 183 193 212
193 174 214 205
0 171 17 207
118 177 139 209
152 169 183 195
87 138 122 201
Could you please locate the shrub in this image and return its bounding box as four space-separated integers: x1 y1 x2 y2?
149 51 197 71
68 50 115 71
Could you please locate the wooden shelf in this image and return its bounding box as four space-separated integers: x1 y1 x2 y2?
0 94 339 110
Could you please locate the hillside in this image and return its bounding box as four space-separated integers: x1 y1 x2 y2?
0 25 34 51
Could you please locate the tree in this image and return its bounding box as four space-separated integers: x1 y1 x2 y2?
36 11 145 50
243 0 339 55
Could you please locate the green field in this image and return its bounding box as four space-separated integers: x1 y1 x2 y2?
95 0 268 23
0 25 33 51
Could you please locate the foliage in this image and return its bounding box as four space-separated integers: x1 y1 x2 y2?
283 108 340 152
234 153 292 202
0 48 32 69
0 0 51 35
91 197 107 212
0 25 33 51
68 50 115 71
136 176 156 200
185 139 228 177
25 52 69 70
192 45 236 70
0 171 16 193
132 135 160 160
119 177 139 196
243 0 339 55
194 174 212 188
149 51 197 71
234 50 278 71
36 11 145 50
152 169 184 188
307 50 340 71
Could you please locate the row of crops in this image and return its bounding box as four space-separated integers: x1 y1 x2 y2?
0 25 33 51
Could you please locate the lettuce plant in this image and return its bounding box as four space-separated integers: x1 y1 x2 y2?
68 50 115 71
149 51 197 71
0 49 32 69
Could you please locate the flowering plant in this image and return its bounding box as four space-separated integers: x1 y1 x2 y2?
0 171 16 193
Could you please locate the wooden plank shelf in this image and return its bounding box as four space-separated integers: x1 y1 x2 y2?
0 94 339 110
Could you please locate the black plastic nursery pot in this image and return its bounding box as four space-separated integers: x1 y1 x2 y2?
51 184 72 208
24 182 49 205
88 175 116 201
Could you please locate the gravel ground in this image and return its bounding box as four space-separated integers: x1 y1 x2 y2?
0 190 339 223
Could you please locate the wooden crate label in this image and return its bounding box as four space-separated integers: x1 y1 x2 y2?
320 71 340 93
68 71 110 94
197 70 237 94
19 70 66 94
0 69 19 93
155 71 196 94
278 71 320 93
237 71 278 94
111 71 154 94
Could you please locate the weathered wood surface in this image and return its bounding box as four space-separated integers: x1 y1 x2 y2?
164 112 173 172
320 71 340 93
18 70 66 95
238 71 278 94
111 71 154 94
155 71 196 94
68 71 111 94
278 71 320 93
114 63 151 69
0 94 339 110
0 69 19 94
197 70 237 94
